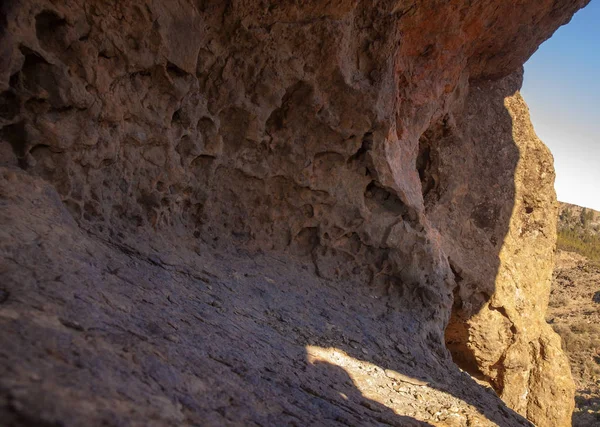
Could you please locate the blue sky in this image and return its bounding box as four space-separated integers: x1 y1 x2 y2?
521 0 600 211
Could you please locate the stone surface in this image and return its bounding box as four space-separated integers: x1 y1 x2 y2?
0 167 532 427
430 72 575 426
0 0 590 426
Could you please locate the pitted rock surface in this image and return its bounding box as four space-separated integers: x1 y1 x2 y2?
0 0 590 426
0 168 535 427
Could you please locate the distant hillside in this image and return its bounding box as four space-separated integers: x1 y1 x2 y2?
552 203 600 425
548 251 600 427
557 202 600 263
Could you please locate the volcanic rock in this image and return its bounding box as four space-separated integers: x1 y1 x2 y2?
0 0 590 426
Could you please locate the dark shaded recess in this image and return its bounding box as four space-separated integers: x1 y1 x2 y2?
0 91 18 120
0 288 9 304
445 279 487 381
1 121 27 159
28 144 52 159
0 0 14 38
471 202 501 231
19 46 49 69
197 117 217 135
171 108 183 124
292 227 319 256
9 73 19 90
190 154 216 184
35 10 68 53
171 107 192 128
417 125 442 201
180 197 204 226
266 104 285 132
3 401 65 427
167 61 188 78
24 98 51 115
416 144 433 194
176 135 195 161
98 50 112 59
18 47 62 104
130 69 151 78
347 132 373 168
266 82 312 133
365 181 408 216
137 191 161 211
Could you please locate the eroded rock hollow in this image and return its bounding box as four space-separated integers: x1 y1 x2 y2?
0 0 589 426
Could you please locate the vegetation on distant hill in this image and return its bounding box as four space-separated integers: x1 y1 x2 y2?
557 230 600 263
557 205 600 263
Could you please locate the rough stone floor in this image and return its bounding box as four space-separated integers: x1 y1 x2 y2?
0 168 531 426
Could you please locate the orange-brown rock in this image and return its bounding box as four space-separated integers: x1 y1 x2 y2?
435 72 574 425
0 0 590 426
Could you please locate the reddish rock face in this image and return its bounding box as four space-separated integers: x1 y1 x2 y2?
0 0 590 426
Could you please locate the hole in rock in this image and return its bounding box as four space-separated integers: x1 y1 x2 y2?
20 46 49 71
171 108 183 124
35 10 68 53
9 73 20 90
347 132 373 164
364 181 407 216
19 47 65 108
266 81 313 133
0 121 28 160
167 62 188 78
0 91 19 120
416 121 447 203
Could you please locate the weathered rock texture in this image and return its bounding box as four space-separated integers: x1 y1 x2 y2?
435 74 574 424
0 0 590 426
1 167 535 427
